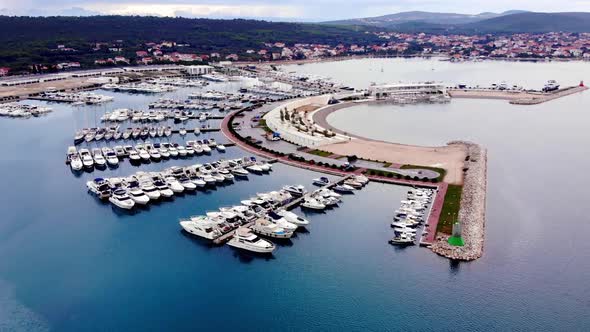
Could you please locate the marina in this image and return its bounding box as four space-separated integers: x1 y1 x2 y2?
30 91 114 104
0 102 52 118
1 57 589 331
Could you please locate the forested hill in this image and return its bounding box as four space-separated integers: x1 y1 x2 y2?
0 15 375 47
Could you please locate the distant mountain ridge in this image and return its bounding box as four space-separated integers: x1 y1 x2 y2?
325 10 528 27
324 11 590 33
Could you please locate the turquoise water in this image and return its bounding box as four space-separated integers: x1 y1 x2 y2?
1 61 589 330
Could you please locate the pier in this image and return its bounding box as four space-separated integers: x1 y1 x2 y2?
448 85 588 105
212 174 353 245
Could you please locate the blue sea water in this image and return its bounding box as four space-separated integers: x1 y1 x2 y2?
1 61 589 331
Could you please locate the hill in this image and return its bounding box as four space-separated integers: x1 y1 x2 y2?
462 12 590 33
0 15 379 71
325 10 524 27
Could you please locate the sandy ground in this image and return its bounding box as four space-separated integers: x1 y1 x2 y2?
449 85 587 104
321 140 467 185
0 78 97 100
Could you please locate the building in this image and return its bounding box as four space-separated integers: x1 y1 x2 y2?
185 65 213 76
368 82 447 97
0 67 10 76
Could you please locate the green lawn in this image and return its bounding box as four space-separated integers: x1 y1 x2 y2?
308 149 332 157
258 119 272 133
437 184 462 234
401 164 447 182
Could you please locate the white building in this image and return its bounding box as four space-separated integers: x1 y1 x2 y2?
185 65 213 76
368 82 447 97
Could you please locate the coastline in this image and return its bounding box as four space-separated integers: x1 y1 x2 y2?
431 142 487 261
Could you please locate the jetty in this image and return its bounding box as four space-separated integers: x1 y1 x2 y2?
213 174 354 244
448 85 587 105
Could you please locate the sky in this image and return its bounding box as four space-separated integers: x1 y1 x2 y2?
1 0 590 21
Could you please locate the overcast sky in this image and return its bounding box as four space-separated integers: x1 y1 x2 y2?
2 0 590 21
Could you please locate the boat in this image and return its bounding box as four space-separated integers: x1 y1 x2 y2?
543 80 560 92
86 178 111 199
312 177 330 186
227 227 275 254
164 127 172 137
101 147 119 166
265 213 298 231
179 217 222 240
333 184 355 193
251 218 293 239
91 148 107 168
179 176 197 191
74 130 85 144
389 233 415 246
179 128 187 136
153 178 174 197
109 189 135 209
282 185 307 197
122 128 132 139
128 187 150 205
276 210 310 227
165 177 185 193
216 144 226 152
343 179 363 189
301 197 325 210
231 167 249 177
70 153 83 171
137 148 150 161
194 127 200 135
140 181 162 200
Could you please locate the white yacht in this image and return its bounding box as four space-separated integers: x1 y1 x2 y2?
153 178 175 197
137 148 150 161
177 145 188 157
101 147 119 166
140 181 162 200
275 210 310 227
312 177 330 186
128 187 150 205
333 184 355 193
165 177 185 193
216 144 226 152
227 227 275 254
179 176 197 191
389 233 415 245
86 178 111 199
109 189 135 210
179 217 222 240
231 167 249 177
282 185 307 197
91 148 107 167
251 218 293 239
301 197 326 210
79 148 94 168
543 80 560 92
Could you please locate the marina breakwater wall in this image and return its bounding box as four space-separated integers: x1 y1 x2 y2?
431 141 487 261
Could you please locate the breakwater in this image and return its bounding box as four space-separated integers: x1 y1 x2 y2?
431 141 487 261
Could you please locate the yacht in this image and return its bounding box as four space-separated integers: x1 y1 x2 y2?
86 178 111 199
216 144 226 152
218 169 234 181
389 233 415 245
301 197 326 210
179 217 222 240
312 177 330 186
343 179 363 189
74 130 85 144
189 175 207 188
70 153 83 171
227 227 275 254
79 148 94 168
179 176 197 191
265 213 298 232
137 148 151 161
543 80 560 92
177 145 188 157
179 128 187 136
92 148 107 168
128 187 150 205
200 142 212 153
194 127 200 135
168 146 179 158
282 185 307 197
275 210 310 227
122 128 132 139
153 178 175 197
333 184 355 193
165 176 185 193
109 189 135 209
158 146 170 159
101 147 119 166
164 127 172 137
354 175 370 185
231 167 249 178
128 150 141 162
251 218 293 239
140 181 162 200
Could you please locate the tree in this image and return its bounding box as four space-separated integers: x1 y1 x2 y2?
280 109 284 122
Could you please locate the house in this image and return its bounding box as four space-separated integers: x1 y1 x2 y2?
225 54 239 61
0 67 10 76
136 51 149 57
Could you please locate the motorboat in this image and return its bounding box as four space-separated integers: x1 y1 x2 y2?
227 227 275 254
231 167 249 177
74 130 85 144
333 184 355 193
122 128 132 139
543 80 560 92
128 150 141 162
179 128 187 136
86 178 111 199
140 181 161 200
70 153 83 171
179 217 222 240
159 147 170 158
301 197 325 210
79 148 94 168
354 175 370 185
109 189 135 210
165 176 185 193
389 233 415 245
164 126 172 137
275 210 310 227
153 178 174 197
185 146 195 156
168 146 179 158
179 176 197 191
265 213 298 232
251 218 293 239
216 144 226 152
128 187 150 205
343 179 363 189
176 145 188 157
92 148 107 168
189 175 207 188
194 127 200 135
101 147 119 166
282 185 307 197
114 145 126 157
137 148 150 161
218 169 234 181
312 177 330 186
